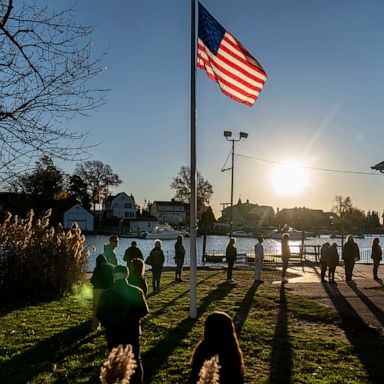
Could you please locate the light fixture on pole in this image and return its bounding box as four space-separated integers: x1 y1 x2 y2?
222 131 248 238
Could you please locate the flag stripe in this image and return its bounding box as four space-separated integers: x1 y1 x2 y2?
198 46 262 96
199 61 256 105
198 39 263 90
224 34 267 75
198 39 264 95
197 60 260 105
204 42 265 89
197 53 259 106
221 35 267 81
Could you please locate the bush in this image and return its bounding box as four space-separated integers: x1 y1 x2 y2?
0 209 89 302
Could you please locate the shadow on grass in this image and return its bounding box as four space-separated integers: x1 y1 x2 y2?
323 283 384 384
234 280 262 336
147 280 177 296
0 320 95 384
348 283 384 326
150 271 223 317
268 283 293 384
0 297 61 318
142 280 236 383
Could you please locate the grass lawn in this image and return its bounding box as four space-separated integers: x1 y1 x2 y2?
1 267 383 383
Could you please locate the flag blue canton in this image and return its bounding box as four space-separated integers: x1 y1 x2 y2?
198 3 225 55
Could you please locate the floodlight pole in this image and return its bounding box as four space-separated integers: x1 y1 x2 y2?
224 131 248 237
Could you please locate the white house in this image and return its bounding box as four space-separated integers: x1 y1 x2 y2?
63 204 94 232
150 200 187 224
104 192 137 220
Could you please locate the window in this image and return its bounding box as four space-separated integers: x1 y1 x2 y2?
124 203 132 209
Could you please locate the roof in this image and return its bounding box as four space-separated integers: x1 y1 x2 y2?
64 203 94 216
224 202 274 220
371 161 384 172
105 192 135 202
153 200 187 207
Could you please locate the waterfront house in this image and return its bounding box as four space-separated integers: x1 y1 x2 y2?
150 200 188 224
63 204 94 232
220 199 275 231
104 192 137 220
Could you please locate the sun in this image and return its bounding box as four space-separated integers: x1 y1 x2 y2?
270 161 310 195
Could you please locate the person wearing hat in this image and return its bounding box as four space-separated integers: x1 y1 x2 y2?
97 265 149 383
123 241 144 269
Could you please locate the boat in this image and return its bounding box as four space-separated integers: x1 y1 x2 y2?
231 230 255 238
120 232 147 239
144 224 185 240
265 227 306 241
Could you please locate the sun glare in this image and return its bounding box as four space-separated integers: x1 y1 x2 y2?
270 161 310 195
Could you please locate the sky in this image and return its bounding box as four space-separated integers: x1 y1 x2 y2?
57 0 384 218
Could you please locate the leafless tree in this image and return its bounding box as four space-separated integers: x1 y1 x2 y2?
74 160 122 212
0 0 107 183
170 166 213 211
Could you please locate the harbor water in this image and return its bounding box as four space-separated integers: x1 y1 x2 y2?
85 234 382 271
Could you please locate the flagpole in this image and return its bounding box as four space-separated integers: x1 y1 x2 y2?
189 0 197 319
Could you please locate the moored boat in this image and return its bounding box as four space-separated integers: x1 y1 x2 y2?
144 224 185 240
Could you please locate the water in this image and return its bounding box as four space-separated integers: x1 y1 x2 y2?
85 234 382 271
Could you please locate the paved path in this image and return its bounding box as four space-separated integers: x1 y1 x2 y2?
272 264 384 331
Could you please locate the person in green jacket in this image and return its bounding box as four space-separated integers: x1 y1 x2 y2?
97 265 149 384
90 254 114 330
103 235 119 266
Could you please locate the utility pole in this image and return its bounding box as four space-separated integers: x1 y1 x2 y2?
222 131 248 237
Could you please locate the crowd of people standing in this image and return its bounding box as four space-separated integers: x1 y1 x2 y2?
318 235 382 283
90 232 382 383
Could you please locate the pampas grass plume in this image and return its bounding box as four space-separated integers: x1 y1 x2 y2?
197 355 220 384
100 344 137 384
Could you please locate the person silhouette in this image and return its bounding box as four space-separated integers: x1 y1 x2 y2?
103 235 119 266
225 238 237 283
90 254 114 331
327 243 339 283
254 236 264 283
149 239 165 292
128 258 148 297
97 265 148 384
281 233 291 283
174 235 186 282
123 241 144 269
188 311 244 384
320 242 330 282
371 237 382 280
342 235 360 283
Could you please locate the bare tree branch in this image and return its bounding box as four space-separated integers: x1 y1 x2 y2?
0 0 108 183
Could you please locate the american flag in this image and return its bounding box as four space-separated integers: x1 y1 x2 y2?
197 3 267 106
